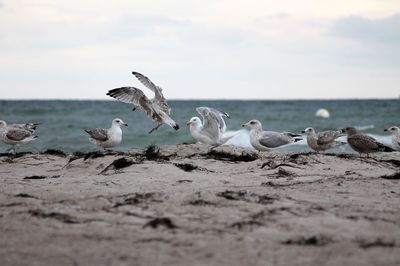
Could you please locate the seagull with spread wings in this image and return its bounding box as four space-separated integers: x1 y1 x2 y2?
186 107 231 145
107 71 179 134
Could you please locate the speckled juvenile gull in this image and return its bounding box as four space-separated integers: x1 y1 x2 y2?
107 71 179 134
302 127 345 152
242 120 302 151
186 107 232 146
0 120 38 153
9 122 39 133
84 118 127 149
343 126 394 156
384 126 400 151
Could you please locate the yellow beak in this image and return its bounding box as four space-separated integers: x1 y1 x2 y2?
186 120 192 125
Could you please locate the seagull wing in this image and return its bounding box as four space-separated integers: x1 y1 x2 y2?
259 131 293 148
197 107 229 133
107 87 162 123
317 130 341 145
6 128 32 141
84 128 109 141
132 71 171 114
196 107 221 141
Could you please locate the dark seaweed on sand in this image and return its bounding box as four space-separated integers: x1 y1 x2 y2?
99 157 137 174
143 144 170 161
43 149 67 157
143 217 177 229
203 149 258 162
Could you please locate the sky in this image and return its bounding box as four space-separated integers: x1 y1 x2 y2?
0 0 399 99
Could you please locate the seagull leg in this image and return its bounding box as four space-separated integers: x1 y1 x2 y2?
148 124 162 134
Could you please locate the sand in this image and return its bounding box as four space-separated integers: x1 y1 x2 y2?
0 144 399 266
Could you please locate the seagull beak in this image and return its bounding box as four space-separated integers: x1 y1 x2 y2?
341 128 346 133
124 123 128 126
241 124 246 127
186 121 192 126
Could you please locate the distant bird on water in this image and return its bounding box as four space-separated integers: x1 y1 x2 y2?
107 71 179 134
84 118 127 150
186 107 231 145
342 126 394 157
384 126 400 151
0 120 38 153
242 119 302 151
302 127 345 152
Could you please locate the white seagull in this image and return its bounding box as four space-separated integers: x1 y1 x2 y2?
0 120 38 153
84 118 127 150
242 119 302 151
107 71 179 134
384 126 400 151
186 107 232 146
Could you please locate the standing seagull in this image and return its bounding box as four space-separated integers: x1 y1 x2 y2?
84 118 127 150
186 107 231 145
384 126 400 151
342 126 394 157
107 71 179 134
0 120 38 153
242 120 302 151
302 127 345 152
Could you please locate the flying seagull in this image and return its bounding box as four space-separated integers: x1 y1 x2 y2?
84 118 127 150
242 119 302 151
302 127 345 152
107 71 179 134
0 120 38 153
384 126 400 151
186 107 231 145
342 126 394 157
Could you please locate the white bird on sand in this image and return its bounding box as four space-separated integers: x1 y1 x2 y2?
84 118 127 150
384 126 400 151
186 107 232 146
242 119 302 151
302 127 345 152
107 71 179 134
0 120 38 153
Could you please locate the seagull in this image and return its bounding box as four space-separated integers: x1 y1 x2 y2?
342 126 394 157
186 107 231 145
242 120 302 151
384 126 400 151
302 127 345 152
0 120 38 153
84 118 127 150
107 71 179 134
9 122 40 133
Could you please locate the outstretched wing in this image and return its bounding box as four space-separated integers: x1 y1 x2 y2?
196 107 221 141
317 130 341 145
132 71 171 114
196 107 229 133
6 128 32 141
107 87 162 123
84 128 108 141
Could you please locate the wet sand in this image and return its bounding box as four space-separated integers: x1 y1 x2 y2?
0 144 400 266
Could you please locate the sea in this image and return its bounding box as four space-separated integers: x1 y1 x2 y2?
0 100 398 153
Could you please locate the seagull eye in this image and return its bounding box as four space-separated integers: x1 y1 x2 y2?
250 121 256 125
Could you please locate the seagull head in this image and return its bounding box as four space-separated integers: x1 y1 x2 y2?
302 127 315 135
384 126 400 134
112 118 128 127
0 120 7 128
186 117 202 129
241 119 262 131
341 126 357 136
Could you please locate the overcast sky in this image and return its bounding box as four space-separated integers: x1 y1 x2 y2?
1 0 399 99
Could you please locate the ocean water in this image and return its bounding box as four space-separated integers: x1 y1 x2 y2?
0 100 398 153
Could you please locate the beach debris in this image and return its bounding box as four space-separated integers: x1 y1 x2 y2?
99 157 136 174
113 192 162 208
380 172 400 180
143 217 178 229
203 149 258 162
43 149 67 157
28 209 79 224
24 175 60 180
142 144 170 161
216 190 247 201
357 238 396 249
315 108 330 118
283 235 333 246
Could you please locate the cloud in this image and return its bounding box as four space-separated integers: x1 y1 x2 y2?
329 14 400 44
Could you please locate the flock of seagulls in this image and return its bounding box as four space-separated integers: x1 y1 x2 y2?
0 71 399 157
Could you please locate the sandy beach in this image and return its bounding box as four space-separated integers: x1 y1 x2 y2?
0 144 399 266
